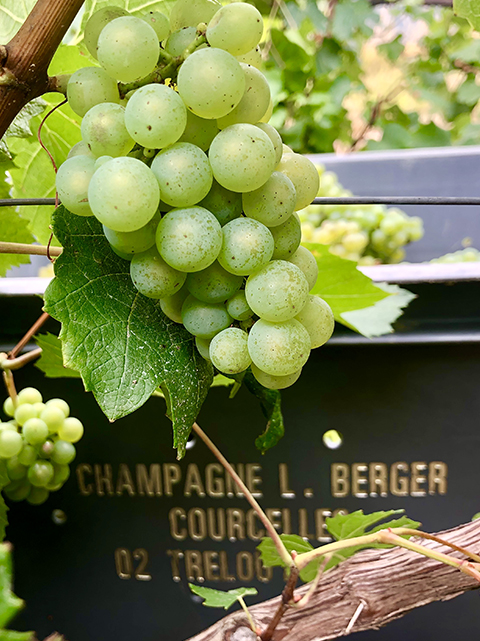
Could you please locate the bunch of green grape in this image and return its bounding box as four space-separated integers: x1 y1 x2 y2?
299 166 424 265
55 0 335 390
429 248 480 263
1 388 84 505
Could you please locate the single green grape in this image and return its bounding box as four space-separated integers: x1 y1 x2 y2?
56 155 96 217
2 397 14 417
248 318 311 376
6 457 27 481
226 290 253 321
67 141 96 160
27 487 49 505
67 67 120 117
217 63 271 129
51 463 71 486
23 418 49 445
38 441 55 459
236 46 262 69
156 207 222 273
28 461 55 487
206 3 263 56
160 286 190 324
243 172 296 228
81 103 134 158
277 153 320 210
169 0 220 31
142 11 170 40
178 110 219 152
103 213 159 256
181 296 232 339
199 180 242 226
58 417 84 443
18 444 37 467
165 27 196 56
217 218 274 276
255 123 283 166
51 440 76 465
39 406 65 433
195 337 212 361
186 261 243 304
31 402 46 417
209 328 251 374
250 363 302 390
245 260 309 322
295 295 335 349
17 387 42 405
270 213 301 260
289 246 319 291
45 398 70 418
0 430 23 458
14 404 37 427
4 480 31 502
130 246 186 299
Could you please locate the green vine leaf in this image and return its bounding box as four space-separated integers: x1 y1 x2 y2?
453 0 480 31
43 207 214 458
0 1 37 44
0 543 31 639
242 371 284 454
0 179 34 277
189 584 257 610
34 334 81 379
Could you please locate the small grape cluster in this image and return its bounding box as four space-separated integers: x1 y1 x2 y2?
300 166 424 265
429 247 480 263
56 0 335 390
1 388 84 505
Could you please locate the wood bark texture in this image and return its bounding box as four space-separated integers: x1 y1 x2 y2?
187 519 480 641
0 0 85 139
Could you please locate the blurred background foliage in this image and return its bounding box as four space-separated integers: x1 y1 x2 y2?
253 0 480 154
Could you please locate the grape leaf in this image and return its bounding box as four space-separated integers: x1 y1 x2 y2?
241 371 284 454
258 534 314 568
453 0 480 31
340 283 416 337
189 584 257 610
43 207 214 458
0 1 36 43
0 543 30 637
0 632 33 641
34 334 81 379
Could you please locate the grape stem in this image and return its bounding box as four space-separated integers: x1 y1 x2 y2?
0 242 62 257
2 370 17 406
191 422 295 569
0 348 42 371
9 312 50 360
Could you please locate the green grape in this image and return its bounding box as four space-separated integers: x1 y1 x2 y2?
0 430 23 458
217 63 271 129
67 141 96 160
160 286 190 323
2 397 14 418
45 398 70 418
282 143 293 154
195 337 211 361
84 6 130 58
251 363 301 390
0 422 17 432
56 156 96 217
277 153 320 210
181 296 232 339
17 388 42 405
81 103 134 157
103 213 159 256
245 260 308 322
150 143 212 207
130 246 186 298
199 180 242 226
178 110 219 152
51 463 70 486
186 261 242 304
28 461 54 487
31 402 46 417
18 444 37 467
209 328 251 374
97 16 159 82
6 457 27 481
209 123 276 193
248 318 311 376
255 123 282 166
207 3 263 56
38 439 54 459
236 46 262 69
156 207 222 272
58 417 84 443
218 218 274 276
170 0 220 30
226 290 253 321
371 229 386 249
67 67 119 117
39 406 65 433
165 27 196 56
88 157 160 232
4 480 31 502
177 48 245 120
270 213 301 260
142 11 170 40
243 172 296 228
51 440 76 465
289 246 318 291
295 295 334 349
94 155 113 170
27 487 49 505
14 404 37 427
23 418 49 446
259 97 273 123
124 84 187 149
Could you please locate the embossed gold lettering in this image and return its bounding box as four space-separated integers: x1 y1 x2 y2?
94 464 114 496
136 464 162 496
207 507 226 541
246 509 265 540
429 461 447 495
203 551 220 581
164 464 181 496
236 551 254 581
185 550 204 582
279 463 295 498
116 463 135 496
188 508 207 541
227 508 246 541
205 463 224 497
369 463 388 497
410 462 428 497
169 507 187 541
76 463 93 495
331 463 349 497
184 464 206 498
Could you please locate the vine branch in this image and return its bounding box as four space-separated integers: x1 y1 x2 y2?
0 242 62 257
0 0 85 139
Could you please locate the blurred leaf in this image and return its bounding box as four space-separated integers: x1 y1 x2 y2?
378 36 404 61
453 0 480 31
0 1 36 43
34 333 81 379
189 585 257 610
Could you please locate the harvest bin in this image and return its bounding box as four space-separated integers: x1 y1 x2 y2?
2 146 480 641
